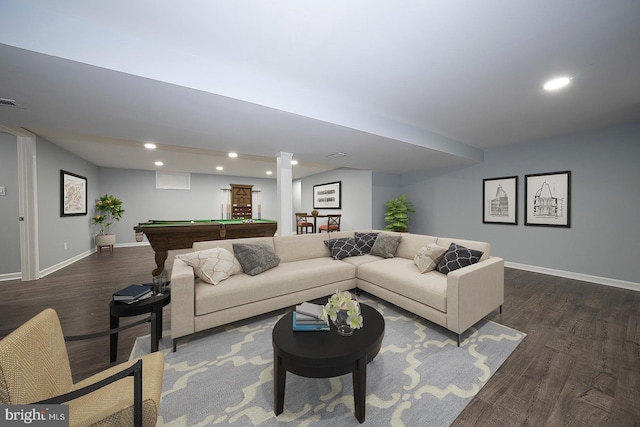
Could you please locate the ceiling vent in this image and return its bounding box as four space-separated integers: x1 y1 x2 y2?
327 152 346 159
0 97 18 107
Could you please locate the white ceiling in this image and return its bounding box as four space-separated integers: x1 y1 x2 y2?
1 1 639 179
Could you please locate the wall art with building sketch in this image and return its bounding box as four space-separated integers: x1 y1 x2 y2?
525 171 571 227
483 176 518 224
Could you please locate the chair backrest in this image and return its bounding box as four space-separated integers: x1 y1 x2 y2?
327 214 341 227
295 213 309 223
0 308 73 404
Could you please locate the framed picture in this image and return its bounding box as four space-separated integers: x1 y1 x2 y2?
483 176 518 225
525 171 571 227
60 170 87 217
313 181 341 209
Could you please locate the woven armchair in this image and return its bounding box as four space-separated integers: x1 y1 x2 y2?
0 308 164 427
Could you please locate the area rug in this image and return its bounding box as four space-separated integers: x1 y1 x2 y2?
131 293 525 426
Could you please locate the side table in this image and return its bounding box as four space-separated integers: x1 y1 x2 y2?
109 290 170 362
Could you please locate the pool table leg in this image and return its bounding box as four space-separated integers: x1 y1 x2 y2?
153 250 168 276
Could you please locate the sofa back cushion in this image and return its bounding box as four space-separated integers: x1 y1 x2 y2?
274 231 355 262
435 237 491 261
192 237 275 254
392 232 438 260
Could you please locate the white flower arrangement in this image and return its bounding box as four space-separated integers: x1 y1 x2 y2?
321 290 363 330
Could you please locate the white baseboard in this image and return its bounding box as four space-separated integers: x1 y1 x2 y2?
0 272 22 282
505 261 640 292
39 242 151 278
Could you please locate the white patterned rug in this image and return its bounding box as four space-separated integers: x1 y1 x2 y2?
131 293 525 426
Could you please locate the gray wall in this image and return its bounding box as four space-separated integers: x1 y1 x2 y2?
97 168 278 243
36 136 100 269
372 172 403 230
402 122 640 284
299 169 373 231
0 132 21 274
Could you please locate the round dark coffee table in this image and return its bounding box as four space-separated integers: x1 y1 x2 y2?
272 302 384 423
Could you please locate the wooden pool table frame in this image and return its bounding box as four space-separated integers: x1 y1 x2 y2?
134 220 278 275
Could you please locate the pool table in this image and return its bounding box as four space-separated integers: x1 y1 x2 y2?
134 219 278 276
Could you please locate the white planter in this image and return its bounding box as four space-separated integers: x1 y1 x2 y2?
95 234 116 253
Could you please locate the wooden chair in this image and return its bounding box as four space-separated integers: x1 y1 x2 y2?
319 214 341 233
0 308 164 427
296 213 315 234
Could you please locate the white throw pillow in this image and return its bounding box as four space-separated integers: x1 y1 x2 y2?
177 247 242 285
414 243 448 273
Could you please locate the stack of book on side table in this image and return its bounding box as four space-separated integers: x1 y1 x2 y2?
113 284 153 304
293 302 329 331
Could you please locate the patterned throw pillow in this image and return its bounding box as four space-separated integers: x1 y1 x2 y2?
370 234 402 258
232 243 281 276
436 243 484 274
414 243 448 273
324 238 363 260
177 247 242 285
354 232 379 254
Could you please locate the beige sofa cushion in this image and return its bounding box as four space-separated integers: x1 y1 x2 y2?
357 257 447 312
414 243 448 273
391 232 439 259
192 236 275 253
195 257 356 315
273 231 355 262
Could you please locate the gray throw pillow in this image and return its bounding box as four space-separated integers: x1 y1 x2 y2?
354 232 379 254
370 234 402 258
232 243 280 276
436 243 483 274
324 237 363 260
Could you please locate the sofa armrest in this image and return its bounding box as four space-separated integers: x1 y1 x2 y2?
170 257 196 339
445 256 504 334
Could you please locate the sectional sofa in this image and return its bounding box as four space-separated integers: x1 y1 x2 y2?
170 230 504 350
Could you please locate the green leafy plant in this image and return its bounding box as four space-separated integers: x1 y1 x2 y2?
91 194 125 235
321 290 363 329
384 193 415 232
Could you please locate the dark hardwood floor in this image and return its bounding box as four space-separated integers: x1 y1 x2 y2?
1 246 638 426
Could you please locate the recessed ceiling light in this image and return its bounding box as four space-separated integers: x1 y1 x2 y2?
216 166 223 171
154 161 163 166
228 152 238 158
291 160 298 165
543 76 571 91
144 142 157 149
266 171 273 175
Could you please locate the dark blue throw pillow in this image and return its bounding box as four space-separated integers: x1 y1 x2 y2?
354 232 379 254
436 243 483 274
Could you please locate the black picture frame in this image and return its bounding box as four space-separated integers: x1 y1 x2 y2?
525 171 571 227
483 176 518 225
313 181 341 209
60 170 87 217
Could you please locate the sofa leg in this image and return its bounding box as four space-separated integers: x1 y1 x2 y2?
456 334 461 347
500 305 503 314
173 338 178 352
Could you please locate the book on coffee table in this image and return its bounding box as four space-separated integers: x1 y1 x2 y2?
296 302 324 319
292 312 329 331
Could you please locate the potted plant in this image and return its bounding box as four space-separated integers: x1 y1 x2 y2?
384 193 415 232
92 194 125 249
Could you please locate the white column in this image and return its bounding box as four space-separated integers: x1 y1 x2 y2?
276 152 293 236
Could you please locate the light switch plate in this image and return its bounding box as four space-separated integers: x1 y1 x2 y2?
0 186 5 196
